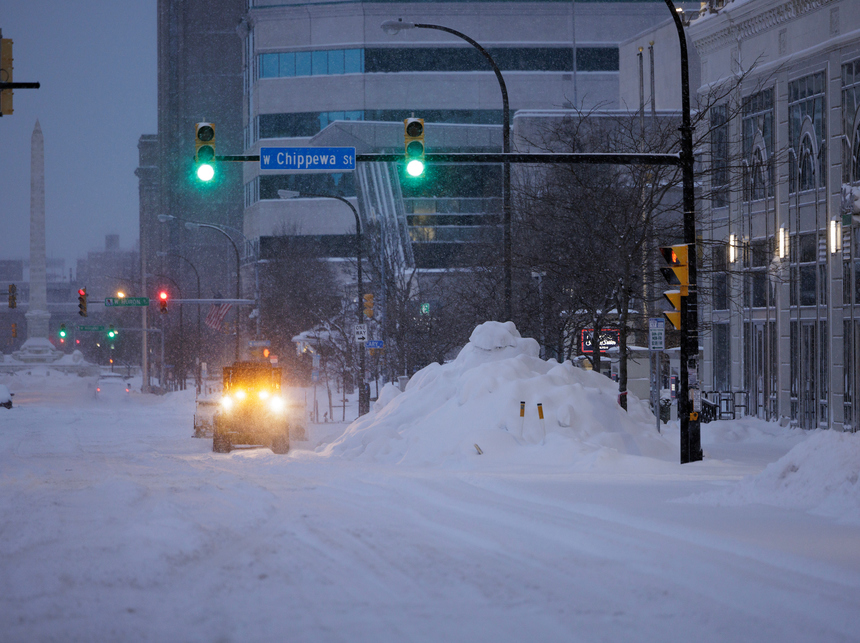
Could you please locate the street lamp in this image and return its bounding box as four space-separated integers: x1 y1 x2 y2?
381 19 513 322
279 189 370 416
158 214 242 362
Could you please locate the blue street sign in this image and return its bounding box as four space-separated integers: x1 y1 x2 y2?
365 340 384 349
311 369 320 382
260 147 356 171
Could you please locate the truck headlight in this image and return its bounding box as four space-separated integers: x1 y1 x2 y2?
258 390 270 400
221 395 233 410
234 389 247 400
269 397 286 413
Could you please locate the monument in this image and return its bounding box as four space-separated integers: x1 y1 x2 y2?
2 121 95 374
12 121 63 363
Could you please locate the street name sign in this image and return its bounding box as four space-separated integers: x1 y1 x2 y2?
365 340 384 349
260 147 356 172
104 297 149 307
649 318 665 351
248 339 271 348
78 325 106 332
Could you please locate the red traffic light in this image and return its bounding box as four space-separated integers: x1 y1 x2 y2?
159 291 168 300
159 291 168 313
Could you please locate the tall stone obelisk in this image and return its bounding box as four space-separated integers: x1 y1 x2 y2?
14 120 61 363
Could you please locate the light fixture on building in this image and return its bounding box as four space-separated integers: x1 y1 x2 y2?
728 234 737 263
779 227 788 259
830 218 842 254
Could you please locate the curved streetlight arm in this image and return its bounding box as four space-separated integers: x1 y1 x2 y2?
381 20 512 320
186 222 242 362
410 23 509 154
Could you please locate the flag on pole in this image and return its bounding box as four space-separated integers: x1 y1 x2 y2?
205 302 232 331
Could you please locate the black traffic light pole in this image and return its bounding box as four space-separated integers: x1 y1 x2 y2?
665 0 702 463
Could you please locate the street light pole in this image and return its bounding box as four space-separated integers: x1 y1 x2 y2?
279 190 369 415
381 19 512 322
157 215 242 363
188 223 242 364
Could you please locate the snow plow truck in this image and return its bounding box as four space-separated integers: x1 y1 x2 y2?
212 361 304 454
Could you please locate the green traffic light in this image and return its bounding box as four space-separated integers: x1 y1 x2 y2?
58 326 67 338
406 159 425 177
197 163 215 182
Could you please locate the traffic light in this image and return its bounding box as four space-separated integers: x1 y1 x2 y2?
1 38 13 116
660 245 689 330
195 122 215 181
8 284 16 308
363 293 374 318
58 324 67 339
159 290 168 313
107 325 117 339
77 287 88 317
403 117 425 177
11 323 17 338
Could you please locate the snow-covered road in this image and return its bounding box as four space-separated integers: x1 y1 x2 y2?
1 370 859 642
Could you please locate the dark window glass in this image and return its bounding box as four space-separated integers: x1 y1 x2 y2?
800 265 816 305
364 47 597 73
711 104 729 207
799 233 817 262
576 47 619 72
714 323 730 391
751 239 769 267
753 272 767 307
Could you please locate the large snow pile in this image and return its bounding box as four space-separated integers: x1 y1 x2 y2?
323 321 675 466
684 429 860 524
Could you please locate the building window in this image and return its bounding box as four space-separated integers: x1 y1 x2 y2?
789 72 826 193
712 244 728 310
843 58 860 184
258 48 364 79
258 46 619 80
710 104 729 208
713 323 730 391
742 89 774 201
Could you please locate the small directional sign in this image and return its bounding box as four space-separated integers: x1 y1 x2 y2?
78 325 105 332
355 324 368 343
260 147 356 172
365 340 384 349
311 369 320 382
248 339 271 348
104 297 149 307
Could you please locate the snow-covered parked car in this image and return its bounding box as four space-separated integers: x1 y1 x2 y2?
0 384 13 409
95 374 131 401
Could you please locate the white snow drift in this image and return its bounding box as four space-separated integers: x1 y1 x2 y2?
324 321 674 466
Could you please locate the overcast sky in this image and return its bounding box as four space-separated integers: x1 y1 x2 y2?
0 0 157 273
